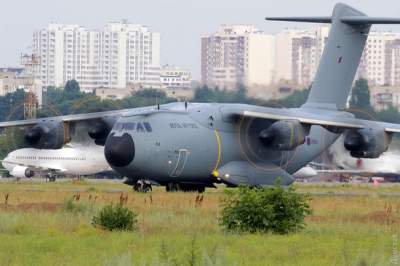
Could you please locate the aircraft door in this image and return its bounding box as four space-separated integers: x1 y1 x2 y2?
170 149 189 177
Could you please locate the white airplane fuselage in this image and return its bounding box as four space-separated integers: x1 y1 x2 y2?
2 145 110 177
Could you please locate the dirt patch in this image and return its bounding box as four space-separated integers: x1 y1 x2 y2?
0 202 62 213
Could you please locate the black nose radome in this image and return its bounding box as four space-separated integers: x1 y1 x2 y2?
105 133 135 167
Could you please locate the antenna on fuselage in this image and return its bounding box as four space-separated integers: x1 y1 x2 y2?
156 94 160 110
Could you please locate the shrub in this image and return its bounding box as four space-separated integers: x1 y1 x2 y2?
219 183 312 234
92 203 137 231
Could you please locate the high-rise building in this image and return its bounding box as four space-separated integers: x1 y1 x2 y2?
201 25 275 90
33 22 160 91
358 32 400 86
274 27 329 86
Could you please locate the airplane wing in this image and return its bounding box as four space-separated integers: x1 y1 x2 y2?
1 160 67 173
232 107 400 133
0 106 157 128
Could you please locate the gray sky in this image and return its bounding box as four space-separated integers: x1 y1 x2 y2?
1 0 400 79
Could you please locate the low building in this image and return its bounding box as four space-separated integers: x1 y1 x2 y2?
370 86 400 111
160 65 193 100
160 65 192 90
0 69 43 105
95 87 133 100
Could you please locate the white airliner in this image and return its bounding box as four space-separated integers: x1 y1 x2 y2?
1 145 111 180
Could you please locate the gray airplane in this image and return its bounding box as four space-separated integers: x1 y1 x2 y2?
1 3 400 192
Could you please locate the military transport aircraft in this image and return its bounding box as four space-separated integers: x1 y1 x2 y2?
1 3 400 192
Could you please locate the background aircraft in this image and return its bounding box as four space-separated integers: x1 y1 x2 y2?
1 4 400 192
311 136 400 181
1 144 111 181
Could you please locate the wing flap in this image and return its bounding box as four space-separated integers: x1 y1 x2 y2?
242 110 364 129
240 110 400 134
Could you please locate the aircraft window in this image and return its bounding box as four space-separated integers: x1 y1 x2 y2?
125 123 136 130
136 123 145 132
143 122 152 132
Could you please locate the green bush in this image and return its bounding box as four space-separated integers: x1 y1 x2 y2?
219 184 312 234
92 203 137 231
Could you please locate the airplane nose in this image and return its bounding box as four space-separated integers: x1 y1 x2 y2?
104 133 135 167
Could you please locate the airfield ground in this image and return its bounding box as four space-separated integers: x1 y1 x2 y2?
0 180 399 265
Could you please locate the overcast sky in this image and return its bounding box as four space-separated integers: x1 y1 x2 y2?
1 0 400 79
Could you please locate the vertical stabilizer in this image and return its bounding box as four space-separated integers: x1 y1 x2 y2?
304 4 369 109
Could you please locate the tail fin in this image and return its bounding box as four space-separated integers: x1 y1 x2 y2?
266 3 400 110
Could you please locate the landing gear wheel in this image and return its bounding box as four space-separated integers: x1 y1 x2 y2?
133 180 152 193
166 183 205 193
46 173 56 182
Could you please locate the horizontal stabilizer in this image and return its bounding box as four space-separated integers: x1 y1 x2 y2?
266 16 400 25
265 16 331 23
341 17 400 25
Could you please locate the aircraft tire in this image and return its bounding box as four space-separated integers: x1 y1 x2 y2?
133 180 152 193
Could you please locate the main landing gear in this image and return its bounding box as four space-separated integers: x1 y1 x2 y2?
165 183 205 193
46 173 56 182
133 179 152 193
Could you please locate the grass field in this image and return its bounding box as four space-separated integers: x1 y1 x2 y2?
0 180 399 266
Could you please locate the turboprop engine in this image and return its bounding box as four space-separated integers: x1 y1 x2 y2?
259 120 308 150
344 128 392 158
87 117 116 145
24 120 67 149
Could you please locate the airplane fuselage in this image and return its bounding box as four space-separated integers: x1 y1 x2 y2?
3 145 110 177
105 103 340 186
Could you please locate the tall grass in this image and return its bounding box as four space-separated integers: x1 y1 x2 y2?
0 182 398 265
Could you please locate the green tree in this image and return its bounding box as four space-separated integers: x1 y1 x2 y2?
349 79 375 119
376 105 400 123
0 89 25 122
64 79 81 96
276 88 310 108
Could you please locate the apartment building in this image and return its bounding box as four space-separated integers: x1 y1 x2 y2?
275 27 400 87
33 22 161 92
275 27 329 86
201 25 275 90
0 68 43 104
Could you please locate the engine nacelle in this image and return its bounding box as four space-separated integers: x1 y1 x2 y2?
10 166 35 178
24 120 67 149
344 128 392 158
259 120 307 150
88 117 116 146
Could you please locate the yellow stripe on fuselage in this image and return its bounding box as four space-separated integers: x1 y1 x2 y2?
213 129 222 173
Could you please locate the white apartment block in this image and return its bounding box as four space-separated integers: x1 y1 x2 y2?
357 32 400 86
201 25 275 90
33 22 161 92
